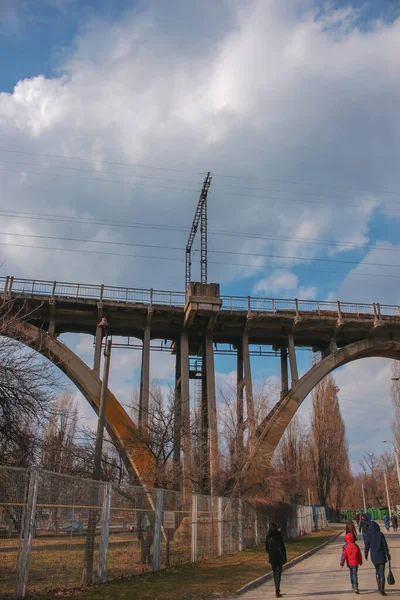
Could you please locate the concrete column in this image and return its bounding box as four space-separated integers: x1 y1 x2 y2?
205 330 219 496
200 350 209 494
173 341 182 487
236 344 244 454
139 324 151 435
242 331 255 437
48 298 56 337
180 330 191 498
280 347 289 400
93 326 103 375
288 333 298 386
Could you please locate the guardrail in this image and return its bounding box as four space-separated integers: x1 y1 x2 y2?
1 275 399 318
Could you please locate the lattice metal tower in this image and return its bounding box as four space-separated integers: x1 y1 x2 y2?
185 172 212 291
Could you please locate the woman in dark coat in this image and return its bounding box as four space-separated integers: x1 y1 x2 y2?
365 521 391 596
266 522 287 598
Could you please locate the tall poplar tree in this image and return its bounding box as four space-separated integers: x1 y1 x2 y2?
312 374 350 507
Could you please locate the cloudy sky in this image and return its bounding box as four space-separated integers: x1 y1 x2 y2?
1 0 400 470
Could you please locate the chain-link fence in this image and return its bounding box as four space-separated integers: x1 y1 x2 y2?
0 466 327 598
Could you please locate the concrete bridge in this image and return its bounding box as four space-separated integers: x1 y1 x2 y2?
2 275 400 495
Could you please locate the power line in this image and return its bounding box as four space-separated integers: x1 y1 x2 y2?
1 240 400 279
2 230 400 270
1 157 395 205
212 172 400 197
1 208 400 256
0 159 203 186
211 180 397 204
2 146 400 196
2 164 399 212
0 166 200 194
0 148 206 176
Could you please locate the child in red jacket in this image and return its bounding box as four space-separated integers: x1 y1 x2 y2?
341 533 363 594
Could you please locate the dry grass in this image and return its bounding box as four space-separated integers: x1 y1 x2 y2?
32 529 338 600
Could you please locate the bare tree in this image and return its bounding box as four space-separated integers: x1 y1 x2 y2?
217 378 277 495
0 298 61 465
275 415 314 504
40 393 79 474
127 383 178 489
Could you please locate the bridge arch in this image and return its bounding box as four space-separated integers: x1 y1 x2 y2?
6 321 155 486
244 337 400 491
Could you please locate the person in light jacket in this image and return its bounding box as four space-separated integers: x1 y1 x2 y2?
266 522 287 598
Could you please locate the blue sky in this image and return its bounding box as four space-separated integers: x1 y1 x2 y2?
1 0 400 470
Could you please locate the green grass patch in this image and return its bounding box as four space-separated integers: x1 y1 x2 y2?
39 529 338 600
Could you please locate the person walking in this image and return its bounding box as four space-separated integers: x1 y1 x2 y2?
341 532 363 594
383 514 390 532
365 521 391 596
345 519 357 542
359 514 369 548
266 522 287 598
391 513 398 532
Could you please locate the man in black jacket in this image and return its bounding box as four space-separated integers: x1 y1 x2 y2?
359 514 370 547
266 522 287 598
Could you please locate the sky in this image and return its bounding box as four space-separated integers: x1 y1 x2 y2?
1 0 400 471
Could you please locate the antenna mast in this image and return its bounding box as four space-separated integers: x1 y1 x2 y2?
185 172 212 291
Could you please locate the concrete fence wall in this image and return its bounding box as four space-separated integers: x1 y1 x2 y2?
0 466 327 598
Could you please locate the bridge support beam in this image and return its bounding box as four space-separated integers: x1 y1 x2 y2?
288 333 298 386
205 330 219 496
139 322 151 435
242 330 255 438
280 346 288 400
180 330 191 498
236 343 244 454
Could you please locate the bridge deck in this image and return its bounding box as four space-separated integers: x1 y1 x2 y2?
2 276 400 351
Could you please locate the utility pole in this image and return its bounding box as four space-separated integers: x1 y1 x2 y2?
382 439 400 490
83 320 112 585
395 448 400 489
92 337 112 480
383 472 392 519
361 480 367 514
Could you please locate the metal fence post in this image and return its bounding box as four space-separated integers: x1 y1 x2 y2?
191 495 198 563
14 470 39 600
152 488 164 572
238 498 243 552
97 483 112 584
217 497 223 556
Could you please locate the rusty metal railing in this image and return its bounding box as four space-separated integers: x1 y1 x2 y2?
1 276 399 318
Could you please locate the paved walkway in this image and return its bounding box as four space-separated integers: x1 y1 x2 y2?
236 529 400 599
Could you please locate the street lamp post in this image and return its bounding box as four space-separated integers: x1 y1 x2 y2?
383 472 392 519
382 439 400 490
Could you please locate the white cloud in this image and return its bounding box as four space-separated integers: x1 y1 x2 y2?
254 270 298 295
1 1 399 291
297 285 317 299
1 1 400 463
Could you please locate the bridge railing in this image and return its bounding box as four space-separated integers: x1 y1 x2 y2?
1 276 399 318
0 277 187 307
